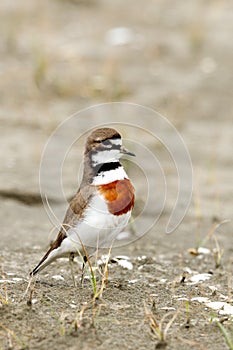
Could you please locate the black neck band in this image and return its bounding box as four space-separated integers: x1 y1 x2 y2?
94 161 121 175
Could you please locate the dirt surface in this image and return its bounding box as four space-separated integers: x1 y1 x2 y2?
0 1 233 349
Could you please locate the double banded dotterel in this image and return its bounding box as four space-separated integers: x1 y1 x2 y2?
30 128 135 276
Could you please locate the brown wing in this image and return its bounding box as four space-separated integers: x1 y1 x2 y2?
30 184 95 275
61 184 95 233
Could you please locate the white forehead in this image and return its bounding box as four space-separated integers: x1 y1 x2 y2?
92 149 122 165
110 138 122 145
94 137 122 145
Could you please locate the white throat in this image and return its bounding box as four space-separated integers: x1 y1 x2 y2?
90 138 128 185
92 163 128 185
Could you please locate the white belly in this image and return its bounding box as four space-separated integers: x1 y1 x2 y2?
64 194 131 253
33 188 132 274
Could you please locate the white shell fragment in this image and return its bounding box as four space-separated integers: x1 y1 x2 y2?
183 267 194 274
160 307 176 311
206 302 226 310
219 304 233 316
137 256 147 261
0 277 23 283
208 286 218 293
197 247 211 255
128 279 138 284
12 278 23 282
105 27 134 46
0 279 15 284
191 300 233 318
117 259 133 270
206 302 233 316
159 278 167 284
97 254 111 265
52 275 64 281
110 256 133 270
191 297 210 303
189 273 212 284
200 57 217 74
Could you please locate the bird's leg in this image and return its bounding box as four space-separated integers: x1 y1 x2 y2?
69 253 77 287
21 275 34 301
81 255 88 287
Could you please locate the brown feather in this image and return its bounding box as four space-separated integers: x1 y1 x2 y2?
98 179 134 216
30 185 95 275
30 127 132 276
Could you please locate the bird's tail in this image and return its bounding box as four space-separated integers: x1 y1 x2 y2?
30 246 59 276
30 231 67 276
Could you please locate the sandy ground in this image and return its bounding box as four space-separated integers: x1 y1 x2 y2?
0 0 233 349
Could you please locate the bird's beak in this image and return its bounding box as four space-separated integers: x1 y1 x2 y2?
120 146 136 157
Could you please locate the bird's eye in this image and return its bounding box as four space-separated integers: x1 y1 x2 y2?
102 139 112 147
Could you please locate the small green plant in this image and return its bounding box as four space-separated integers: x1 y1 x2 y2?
187 22 205 53
65 224 111 300
227 266 232 302
58 312 66 336
188 219 229 257
212 235 224 268
144 302 179 347
35 292 69 337
72 303 88 331
92 246 112 301
210 316 233 350
185 300 190 328
0 323 30 349
33 52 48 89
200 220 228 250
216 321 233 350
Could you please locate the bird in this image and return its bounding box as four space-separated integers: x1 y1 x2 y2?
30 127 135 277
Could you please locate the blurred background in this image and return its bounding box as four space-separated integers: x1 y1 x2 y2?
0 0 232 255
